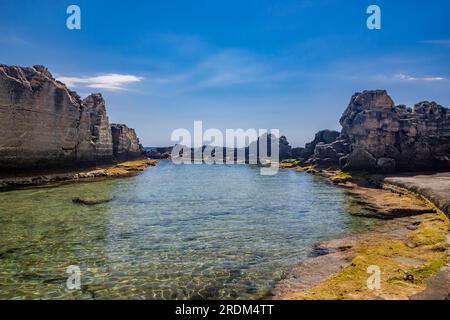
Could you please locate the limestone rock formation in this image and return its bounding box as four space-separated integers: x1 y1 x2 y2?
146 147 173 159
252 134 293 161
0 64 145 173
295 90 450 173
111 124 145 161
312 136 351 167
340 90 450 172
291 130 341 164
82 93 114 163
279 136 292 160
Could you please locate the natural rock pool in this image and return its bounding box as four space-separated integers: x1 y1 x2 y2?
0 161 374 299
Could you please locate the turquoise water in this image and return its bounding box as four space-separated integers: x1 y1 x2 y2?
0 161 373 300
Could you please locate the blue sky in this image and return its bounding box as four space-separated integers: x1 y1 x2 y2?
1 0 450 147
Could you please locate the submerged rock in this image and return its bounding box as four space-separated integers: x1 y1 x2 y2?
72 196 113 205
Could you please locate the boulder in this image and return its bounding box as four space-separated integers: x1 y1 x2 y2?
72 196 113 205
111 124 145 161
340 147 377 171
310 139 350 167
376 157 396 173
296 130 340 161
291 147 305 159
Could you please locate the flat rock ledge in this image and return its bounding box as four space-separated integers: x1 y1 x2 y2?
270 213 450 300
0 159 158 190
384 172 450 218
269 173 450 300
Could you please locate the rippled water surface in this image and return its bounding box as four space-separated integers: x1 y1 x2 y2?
0 161 373 299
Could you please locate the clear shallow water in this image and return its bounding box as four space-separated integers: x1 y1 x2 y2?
0 161 373 300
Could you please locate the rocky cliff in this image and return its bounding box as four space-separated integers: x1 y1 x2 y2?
111 124 145 161
0 64 145 173
298 90 450 173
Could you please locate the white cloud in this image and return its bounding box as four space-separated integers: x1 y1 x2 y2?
395 73 445 82
423 77 445 81
395 73 417 81
57 74 143 91
422 39 450 48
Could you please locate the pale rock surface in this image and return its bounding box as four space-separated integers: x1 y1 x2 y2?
0 64 144 172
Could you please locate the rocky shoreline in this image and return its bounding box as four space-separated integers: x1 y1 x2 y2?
270 167 450 300
0 159 158 191
269 88 450 300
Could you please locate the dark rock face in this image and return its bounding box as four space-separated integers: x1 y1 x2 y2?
111 124 145 161
146 147 173 159
340 90 450 172
301 130 340 160
291 147 305 159
291 130 342 166
256 134 293 161
279 136 292 160
294 90 450 172
312 137 351 167
0 64 145 173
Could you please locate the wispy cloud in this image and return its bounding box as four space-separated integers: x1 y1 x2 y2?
395 73 445 81
57 74 143 91
422 39 450 48
145 48 293 93
0 35 31 46
143 32 209 56
195 49 272 88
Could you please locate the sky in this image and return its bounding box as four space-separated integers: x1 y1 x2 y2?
1 0 450 147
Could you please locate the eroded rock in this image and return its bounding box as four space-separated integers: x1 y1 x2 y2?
111 124 145 161
0 64 145 173
297 90 450 172
340 90 450 172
